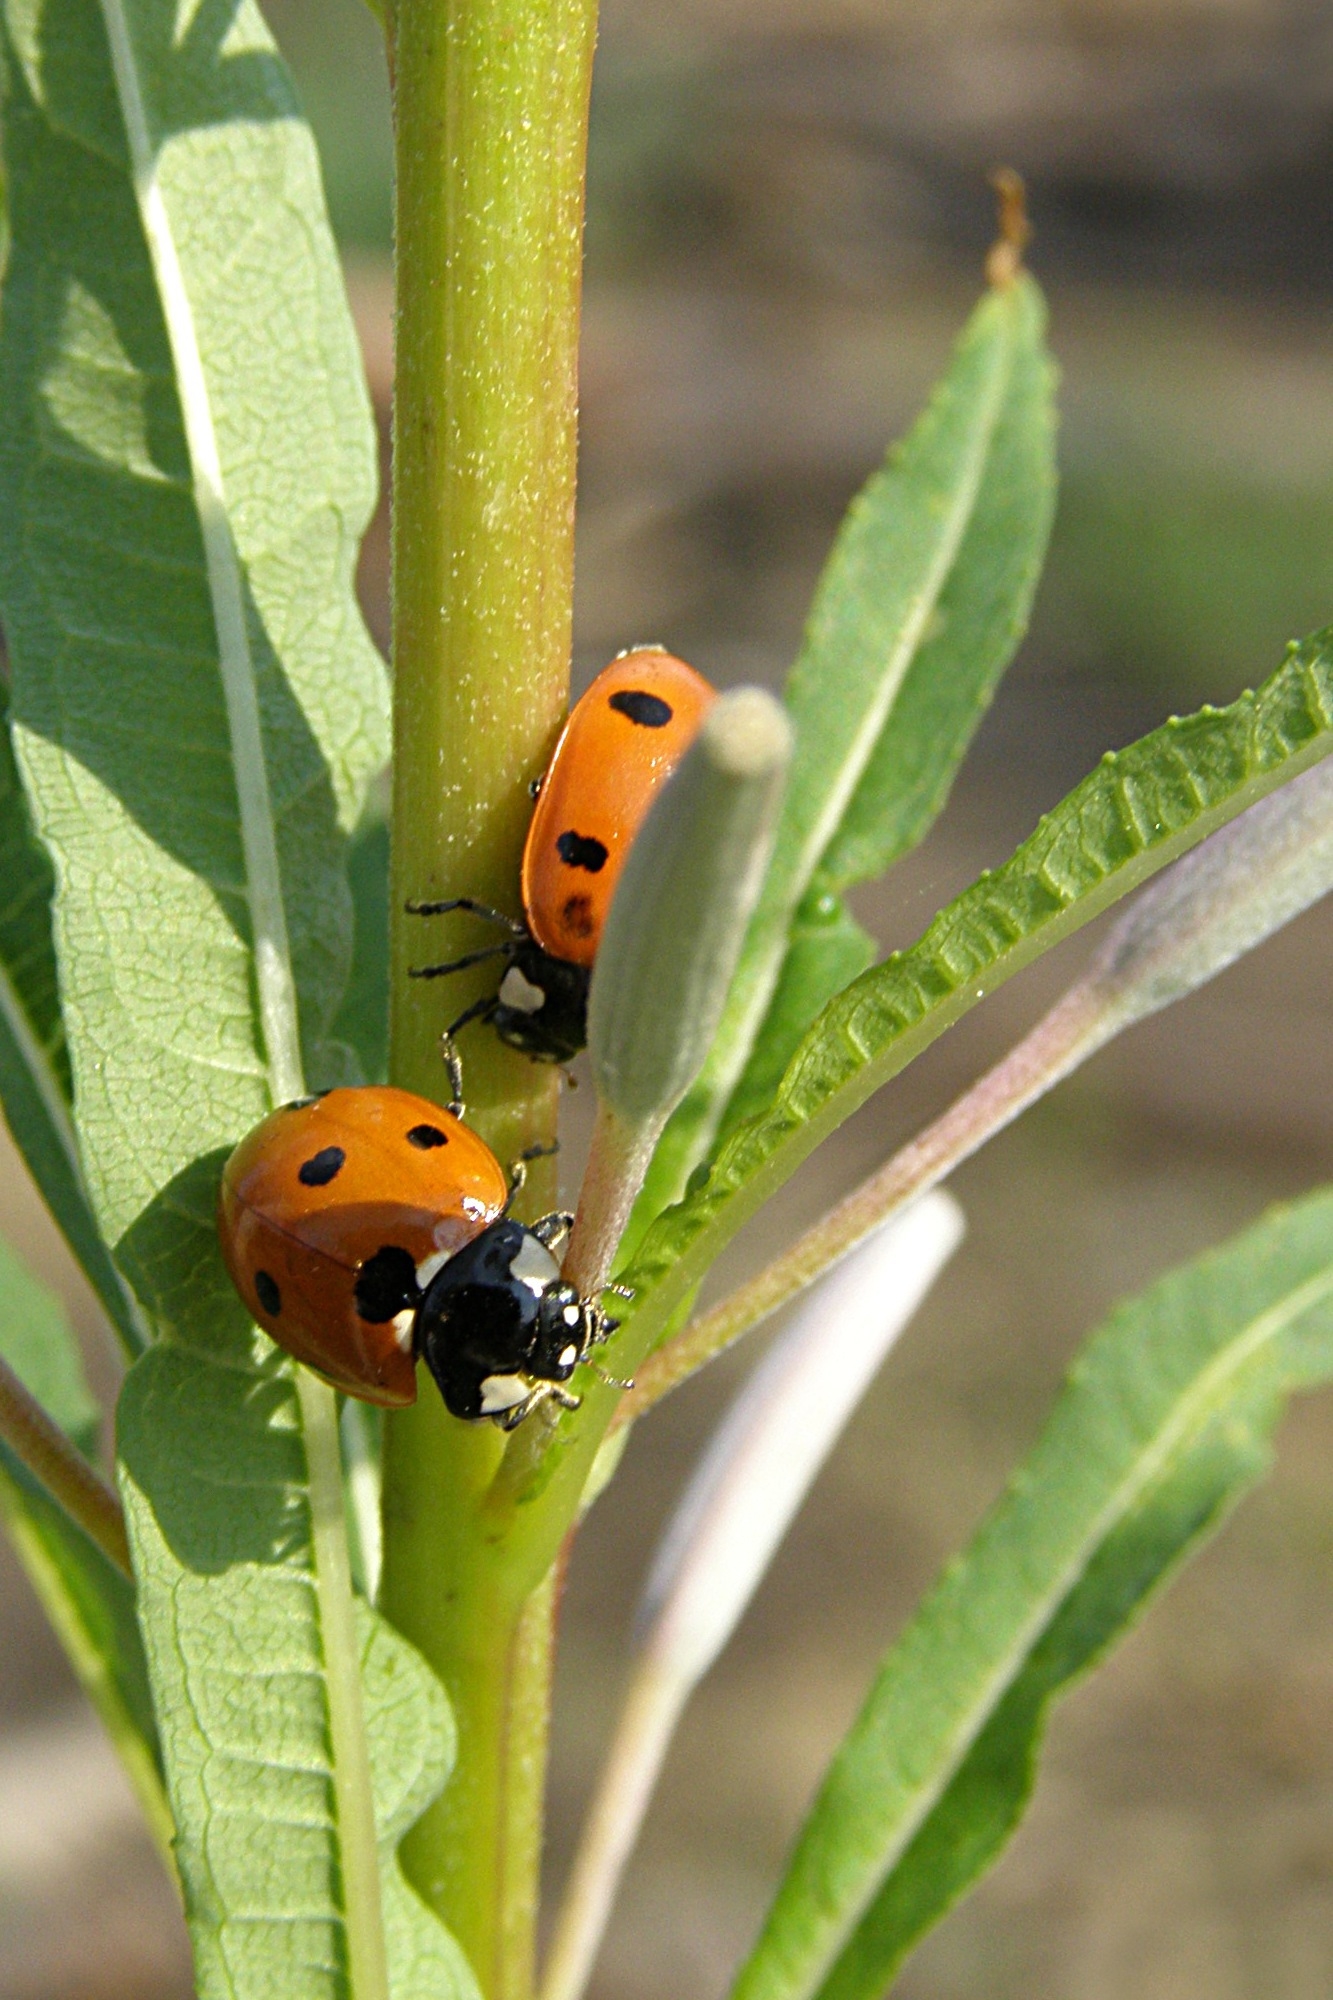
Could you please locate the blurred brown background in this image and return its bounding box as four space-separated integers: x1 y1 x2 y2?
5 0 1333 1993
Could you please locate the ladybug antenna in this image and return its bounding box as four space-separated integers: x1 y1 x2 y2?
439 1032 465 1120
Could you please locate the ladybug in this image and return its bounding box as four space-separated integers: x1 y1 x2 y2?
217 1086 624 1426
408 647 717 1064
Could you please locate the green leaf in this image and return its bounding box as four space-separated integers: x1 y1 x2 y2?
717 891 875 1140
359 1608 481 1999
0 0 411 1984
119 1346 477 1998
0 693 148 1355
728 1188 1333 2000
612 635 1333 1362
813 286 1056 893
634 273 1056 1233
0 1232 170 1861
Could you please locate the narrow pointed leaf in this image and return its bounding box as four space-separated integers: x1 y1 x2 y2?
633 273 1055 1235
729 1189 1333 2000
607 635 1333 1368
0 1233 169 1857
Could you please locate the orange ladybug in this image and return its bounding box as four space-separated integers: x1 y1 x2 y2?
409 648 716 1063
217 1085 625 1422
218 1086 509 1404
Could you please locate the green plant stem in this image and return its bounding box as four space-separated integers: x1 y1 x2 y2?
389 0 595 1154
384 0 597 1982
383 1390 557 1997
0 1349 130 1577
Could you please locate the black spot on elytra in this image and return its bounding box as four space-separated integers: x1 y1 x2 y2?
298 1145 345 1187
610 688 673 728
407 1123 448 1150
556 830 608 873
254 1270 282 1316
560 894 595 938
355 1245 420 1323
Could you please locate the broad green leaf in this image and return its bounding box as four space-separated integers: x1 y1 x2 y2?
632 274 1056 1239
0 0 417 1985
728 1188 1333 2000
119 1343 477 1998
0 694 147 1355
608 634 1333 1372
0 1233 170 1859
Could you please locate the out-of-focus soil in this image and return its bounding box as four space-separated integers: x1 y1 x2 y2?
5 0 1333 1992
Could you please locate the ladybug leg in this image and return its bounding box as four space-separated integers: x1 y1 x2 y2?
406 896 526 934
503 1142 561 1214
436 995 502 1115
531 1210 574 1251
502 1156 528 1213
446 992 500 1040
586 1359 635 1391
495 1380 582 1430
601 1282 635 1299
438 1033 466 1121
408 942 517 980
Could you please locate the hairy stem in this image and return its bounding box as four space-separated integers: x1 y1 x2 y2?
383 0 597 1979
382 1388 556 1999
565 1104 658 1298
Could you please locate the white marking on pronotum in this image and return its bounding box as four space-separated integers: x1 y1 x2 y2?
98 0 302 1108
480 1374 530 1415
559 1344 578 1369
510 1232 560 1296
416 1250 450 1291
562 1304 581 1327
499 965 546 1015
391 1309 415 1353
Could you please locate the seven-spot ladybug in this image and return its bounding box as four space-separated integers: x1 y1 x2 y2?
217 1085 624 1426
408 647 717 1063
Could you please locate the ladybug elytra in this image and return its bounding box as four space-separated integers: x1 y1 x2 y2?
408 647 716 1063
217 1085 622 1426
